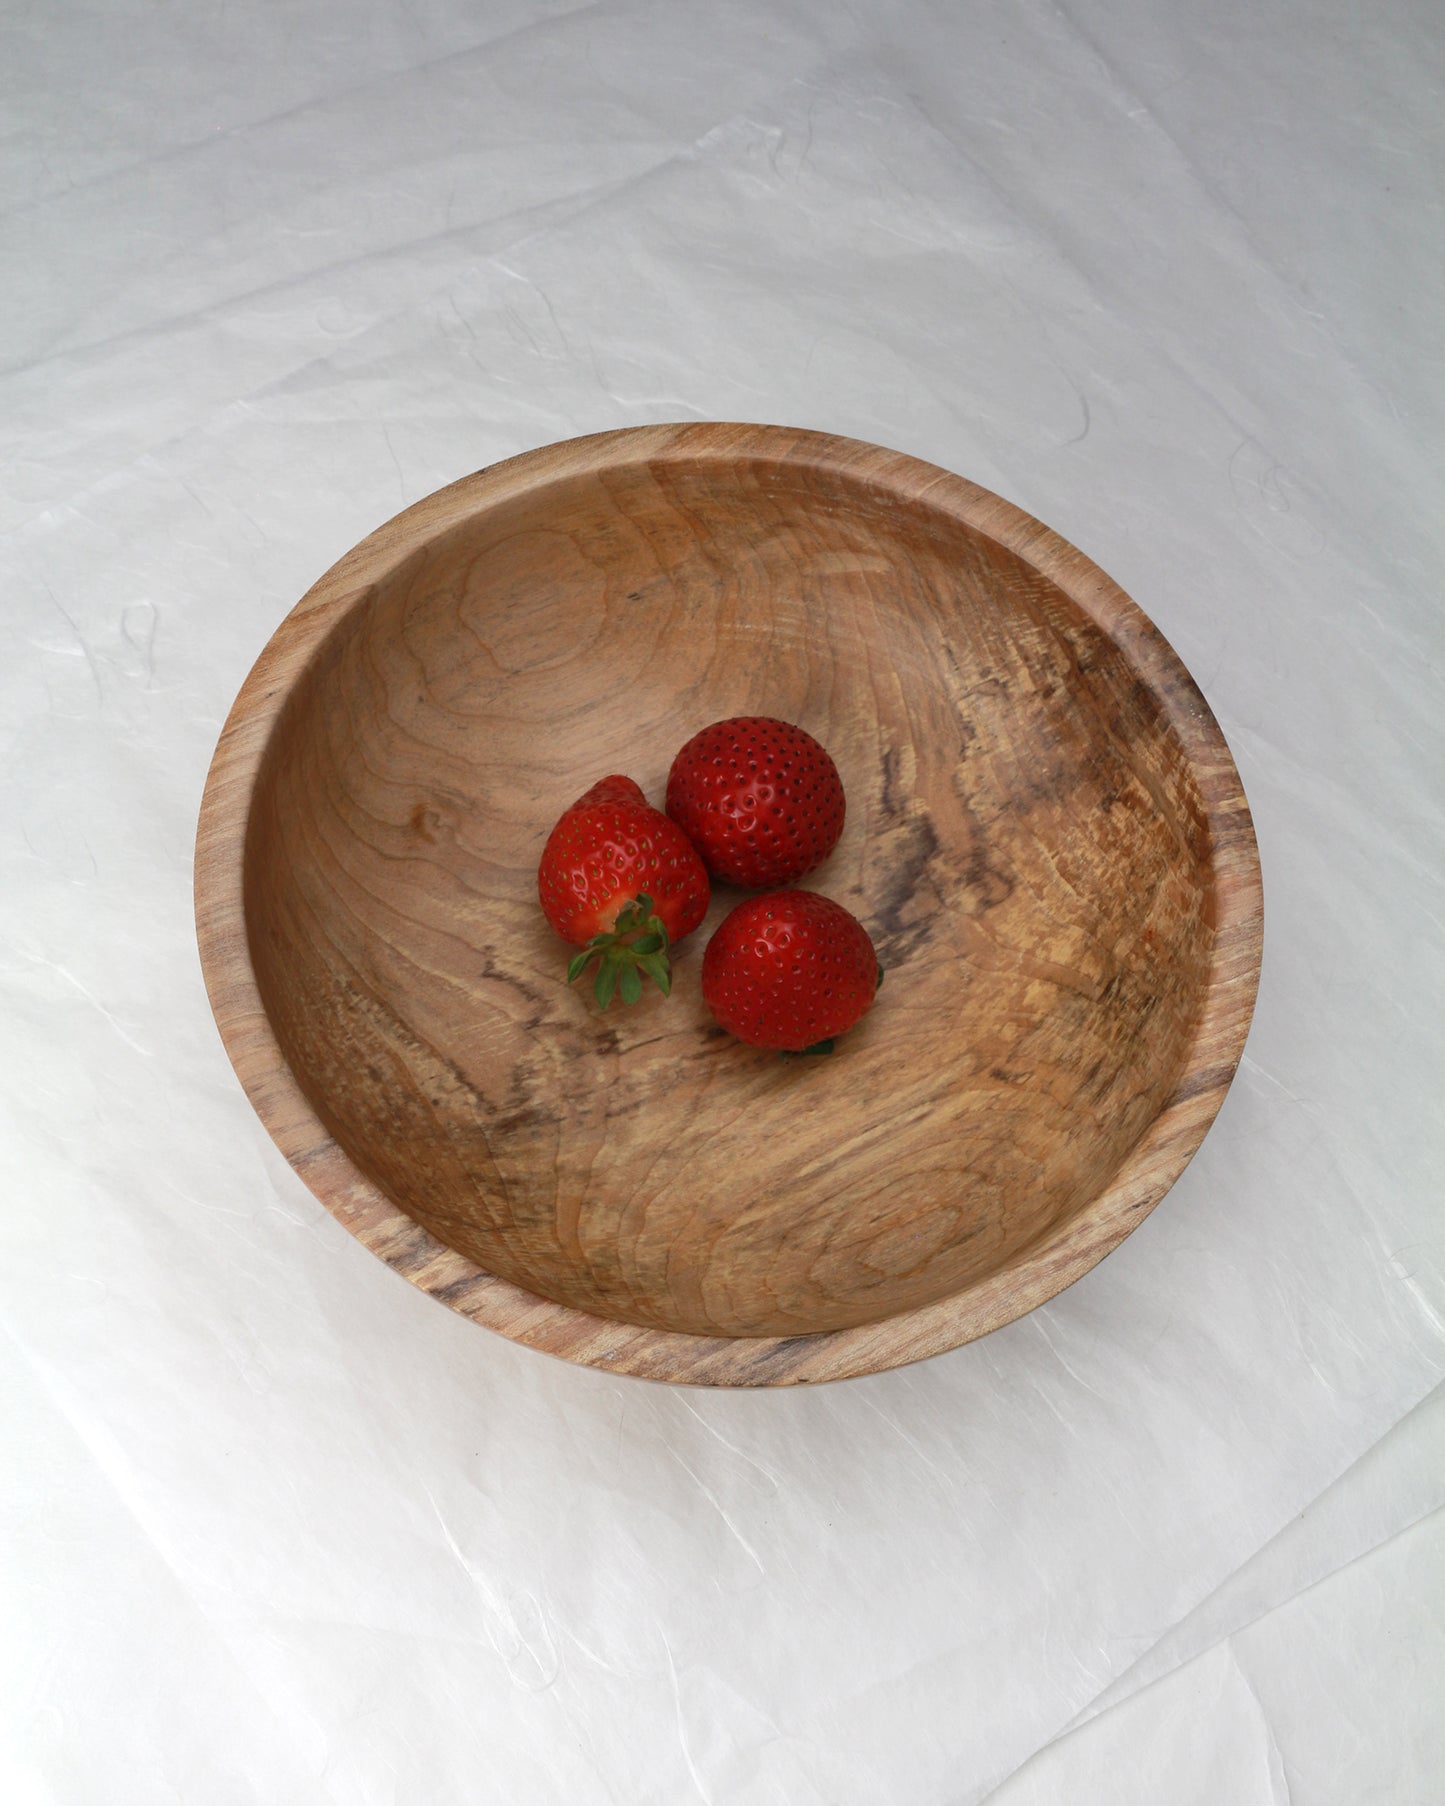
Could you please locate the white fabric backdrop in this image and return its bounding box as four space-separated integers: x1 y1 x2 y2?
2 2 1441 1800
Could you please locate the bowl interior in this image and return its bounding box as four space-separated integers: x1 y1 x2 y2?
244 449 1215 1338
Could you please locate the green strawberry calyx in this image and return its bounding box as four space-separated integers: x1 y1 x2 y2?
565 895 672 1008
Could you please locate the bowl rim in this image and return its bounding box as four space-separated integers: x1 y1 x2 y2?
194 421 1263 1386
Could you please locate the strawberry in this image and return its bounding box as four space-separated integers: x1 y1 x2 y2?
666 717 846 889
701 890 881 1052
538 776 710 1006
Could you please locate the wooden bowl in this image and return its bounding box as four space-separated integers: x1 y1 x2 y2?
196 424 1261 1386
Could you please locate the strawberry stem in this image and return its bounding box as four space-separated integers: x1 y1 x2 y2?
565 893 673 1007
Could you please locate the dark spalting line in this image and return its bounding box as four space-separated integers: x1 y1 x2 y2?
467 951 573 1038
485 1102 554 1140
434 1270 491 1305
750 1335 815 1368
1166 1060 1242 1107
958 822 1015 913
387 1231 445 1281
866 806 943 967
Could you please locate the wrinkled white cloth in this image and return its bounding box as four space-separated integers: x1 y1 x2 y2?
2 2 1442 1801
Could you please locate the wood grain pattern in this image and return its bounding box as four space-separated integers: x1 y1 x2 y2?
195 424 1262 1385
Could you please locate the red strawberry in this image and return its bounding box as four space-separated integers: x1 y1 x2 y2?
666 717 846 889
538 776 709 1006
571 775 647 809
702 890 881 1052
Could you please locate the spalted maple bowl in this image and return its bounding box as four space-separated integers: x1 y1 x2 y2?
196 424 1261 1386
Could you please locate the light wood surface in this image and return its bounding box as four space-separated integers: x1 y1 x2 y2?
195 424 1262 1385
